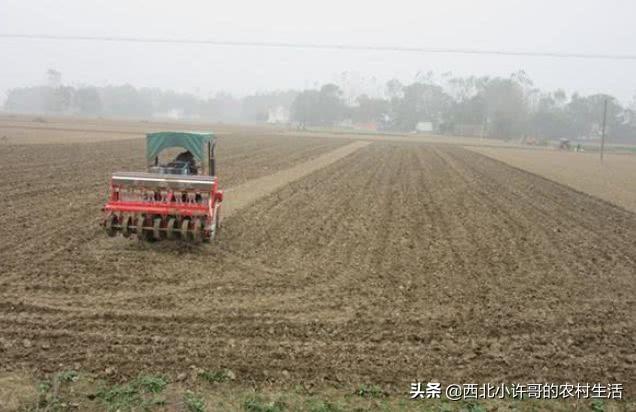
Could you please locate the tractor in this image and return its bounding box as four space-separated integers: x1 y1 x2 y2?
558 138 571 151
101 131 223 242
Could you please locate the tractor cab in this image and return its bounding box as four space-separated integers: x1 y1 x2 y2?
146 131 216 176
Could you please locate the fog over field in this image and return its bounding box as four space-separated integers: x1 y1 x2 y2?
1 0 636 101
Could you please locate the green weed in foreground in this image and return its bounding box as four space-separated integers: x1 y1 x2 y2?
94 374 167 411
243 394 287 412
184 390 206 412
57 370 79 383
199 369 230 383
17 370 636 412
32 371 81 410
306 398 343 412
591 399 606 412
136 375 168 393
463 401 488 412
354 384 387 399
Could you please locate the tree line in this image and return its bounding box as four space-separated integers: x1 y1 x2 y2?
291 71 636 143
3 70 635 143
3 83 296 123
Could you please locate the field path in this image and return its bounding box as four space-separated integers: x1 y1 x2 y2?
222 141 370 218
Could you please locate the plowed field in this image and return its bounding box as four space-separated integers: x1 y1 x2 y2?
0 138 634 398
0 134 350 278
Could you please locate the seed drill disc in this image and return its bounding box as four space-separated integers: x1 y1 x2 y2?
166 218 177 240
153 217 162 240
136 216 146 240
122 214 132 238
192 218 202 243
105 214 117 237
180 219 190 241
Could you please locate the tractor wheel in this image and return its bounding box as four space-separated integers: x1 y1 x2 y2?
136 216 151 241
191 218 203 243
152 217 163 241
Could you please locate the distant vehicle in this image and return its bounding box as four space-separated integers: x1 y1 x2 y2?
559 138 571 150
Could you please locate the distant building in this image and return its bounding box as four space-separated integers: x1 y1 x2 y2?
353 122 379 131
415 121 433 133
337 118 353 128
624 108 636 127
152 109 200 120
267 106 290 124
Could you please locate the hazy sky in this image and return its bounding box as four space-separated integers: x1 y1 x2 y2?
1 0 636 103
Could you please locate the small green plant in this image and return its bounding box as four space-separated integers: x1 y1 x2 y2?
591 399 605 412
137 375 167 393
308 399 343 412
95 374 167 411
243 395 286 412
32 371 81 410
464 402 487 412
37 380 52 393
184 390 205 412
435 399 454 412
35 379 61 410
57 370 79 383
199 369 229 383
354 385 386 399
95 382 139 411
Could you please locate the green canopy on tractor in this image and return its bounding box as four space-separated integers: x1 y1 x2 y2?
146 131 216 163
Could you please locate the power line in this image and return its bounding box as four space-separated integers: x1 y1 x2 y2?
2 33 636 61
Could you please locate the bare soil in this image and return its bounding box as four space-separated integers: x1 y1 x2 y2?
223 141 369 218
1 137 634 398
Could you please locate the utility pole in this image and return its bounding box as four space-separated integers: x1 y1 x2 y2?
600 98 608 161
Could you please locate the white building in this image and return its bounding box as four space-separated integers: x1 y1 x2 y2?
415 121 434 133
267 106 290 124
